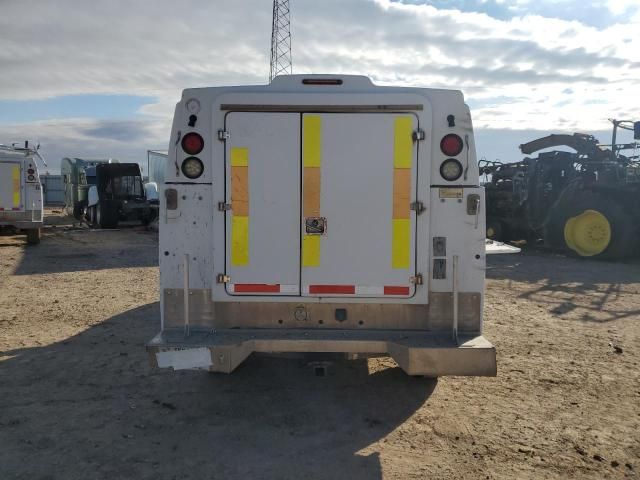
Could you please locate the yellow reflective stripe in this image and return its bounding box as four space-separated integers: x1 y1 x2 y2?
392 218 411 269
302 234 321 267
392 116 413 269
230 147 249 265
231 216 249 266
12 166 20 207
393 116 413 169
303 115 321 167
302 115 322 267
230 147 249 167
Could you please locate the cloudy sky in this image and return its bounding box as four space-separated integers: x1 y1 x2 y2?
1 0 639 173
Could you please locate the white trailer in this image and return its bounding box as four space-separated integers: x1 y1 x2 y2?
0 144 43 244
147 75 497 376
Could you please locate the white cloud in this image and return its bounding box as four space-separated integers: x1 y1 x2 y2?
0 0 638 166
0 118 167 173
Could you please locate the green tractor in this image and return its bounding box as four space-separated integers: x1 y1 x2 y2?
481 120 640 259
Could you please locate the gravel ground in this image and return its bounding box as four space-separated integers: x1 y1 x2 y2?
0 212 638 479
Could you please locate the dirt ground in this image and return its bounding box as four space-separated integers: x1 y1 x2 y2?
0 210 638 479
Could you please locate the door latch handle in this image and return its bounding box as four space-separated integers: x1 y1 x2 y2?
305 217 326 235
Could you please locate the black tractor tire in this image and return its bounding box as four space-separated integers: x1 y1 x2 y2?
546 193 634 259
486 218 503 241
26 228 41 245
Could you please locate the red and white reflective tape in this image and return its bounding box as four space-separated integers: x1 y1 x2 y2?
229 283 298 294
0 207 22 211
229 283 411 296
303 285 411 296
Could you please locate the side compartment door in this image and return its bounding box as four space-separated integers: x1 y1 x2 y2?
300 113 419 298
224 112 300 295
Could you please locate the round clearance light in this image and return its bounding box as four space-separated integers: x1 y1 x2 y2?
440 158 463 182
185 98 201 114
181 156 204 179
181 132 204 155
440 134 464 157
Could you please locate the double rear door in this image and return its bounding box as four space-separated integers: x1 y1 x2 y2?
224 111 420 299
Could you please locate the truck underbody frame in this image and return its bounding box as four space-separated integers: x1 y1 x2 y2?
147 328 496 376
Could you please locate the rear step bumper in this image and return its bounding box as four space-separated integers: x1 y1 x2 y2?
146 329 497 377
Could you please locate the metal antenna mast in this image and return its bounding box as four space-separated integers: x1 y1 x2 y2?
269 0 292 82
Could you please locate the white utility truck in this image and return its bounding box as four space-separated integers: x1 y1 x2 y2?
0 143 43 244
147 75 497 376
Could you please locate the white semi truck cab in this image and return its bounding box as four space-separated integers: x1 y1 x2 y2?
0 144 44 244
147 75 497 376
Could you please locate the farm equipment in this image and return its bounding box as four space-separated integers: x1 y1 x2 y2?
84 163 157 228
480 120 640 259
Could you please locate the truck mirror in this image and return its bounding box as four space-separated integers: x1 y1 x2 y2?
87 185 99 207
634 121 640 140
145 182 159 202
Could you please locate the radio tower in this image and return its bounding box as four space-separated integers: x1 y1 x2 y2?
269 0 292 82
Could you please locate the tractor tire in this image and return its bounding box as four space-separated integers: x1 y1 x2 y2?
26 228 41 245
486 218 503 241
546 194 634 259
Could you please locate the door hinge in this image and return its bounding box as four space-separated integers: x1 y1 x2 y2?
218 201 232 211
412 129 425 141
217 129 230 141
216 274 230 284
410 201 426 215
410 274 424 285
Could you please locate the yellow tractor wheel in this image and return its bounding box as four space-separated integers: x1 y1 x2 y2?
563 209 611 257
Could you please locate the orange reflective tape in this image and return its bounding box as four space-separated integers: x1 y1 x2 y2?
392 168 411 219
231 166 249 216
303 167 321 217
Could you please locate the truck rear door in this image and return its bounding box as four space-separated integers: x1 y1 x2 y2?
301 113 419 298
224 112 301 295
0 161 22 212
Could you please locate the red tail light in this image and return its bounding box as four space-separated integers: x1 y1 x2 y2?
440 134 463 157
27 168 35 175
181 132 204 155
